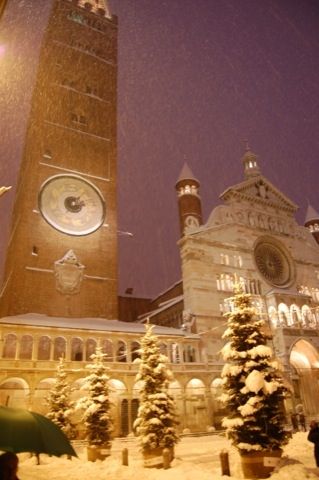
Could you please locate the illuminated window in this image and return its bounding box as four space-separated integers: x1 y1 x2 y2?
278 303 289 327
220 253 229 265
233 255 242 267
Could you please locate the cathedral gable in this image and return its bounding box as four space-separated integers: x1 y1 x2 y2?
220 176 298 214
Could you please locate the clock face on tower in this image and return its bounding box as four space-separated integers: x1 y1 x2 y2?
38 174 106 236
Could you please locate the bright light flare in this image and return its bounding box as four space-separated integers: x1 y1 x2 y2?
0 44 6 57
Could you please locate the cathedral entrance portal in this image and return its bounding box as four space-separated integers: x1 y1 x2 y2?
290 340 319 416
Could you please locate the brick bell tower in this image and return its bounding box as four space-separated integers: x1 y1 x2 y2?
0 0 118 319
175 163 203 236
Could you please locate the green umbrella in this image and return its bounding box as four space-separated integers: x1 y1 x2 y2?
0 406 77 457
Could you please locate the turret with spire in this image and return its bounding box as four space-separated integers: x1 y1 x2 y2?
304 204 319 245
175 163 202 236
242 142 261 178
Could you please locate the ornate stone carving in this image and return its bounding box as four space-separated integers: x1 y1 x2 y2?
181 310 196 333
54 250 85 295
254 241 293 287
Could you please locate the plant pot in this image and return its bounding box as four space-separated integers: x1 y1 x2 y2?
143 447 174 468
87 445 111 462
241 450 282 479
143 447 164 468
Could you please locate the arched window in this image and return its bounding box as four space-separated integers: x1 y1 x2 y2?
131 341 140 362
86 338 97 361
20 335 33 360
220 253 229 265
71 337 83 361
116 341 127 362
183 344 196 363
2 334 17 359
38 336 51 360
101 339 113 361
233 255 242 268
239 276 246 292
278 303 289 327
225 274 233 291
53 337 66 360
170 343 180 363
159 343 168 357
301 305 314 327
290 304 301 327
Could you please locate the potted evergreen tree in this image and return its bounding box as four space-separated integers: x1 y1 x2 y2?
76 347 113 461
46 357 77 441
134 323 179 468
220 287 290 479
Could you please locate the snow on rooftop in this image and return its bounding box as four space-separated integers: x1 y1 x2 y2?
138 295 184 322
0 313 197 338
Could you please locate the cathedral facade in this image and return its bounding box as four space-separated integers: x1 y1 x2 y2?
172 147 319 418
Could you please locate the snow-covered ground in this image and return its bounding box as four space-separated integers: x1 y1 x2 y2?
16 431 319 480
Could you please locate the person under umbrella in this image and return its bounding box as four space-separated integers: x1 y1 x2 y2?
0 452 20 480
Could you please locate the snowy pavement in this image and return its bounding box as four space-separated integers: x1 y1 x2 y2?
15 432 319 480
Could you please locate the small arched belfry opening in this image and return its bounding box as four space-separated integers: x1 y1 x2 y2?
290 339 319 415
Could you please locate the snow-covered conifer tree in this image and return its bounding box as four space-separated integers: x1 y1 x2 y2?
220 287 290 453
76 347 113 447
46 357 77 439
134 323 179 453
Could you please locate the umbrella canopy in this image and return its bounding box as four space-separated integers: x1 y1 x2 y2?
0 406 77 457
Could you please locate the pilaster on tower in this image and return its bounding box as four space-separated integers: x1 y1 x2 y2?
304 204 319 245
175 163 203 237
242 143 261 178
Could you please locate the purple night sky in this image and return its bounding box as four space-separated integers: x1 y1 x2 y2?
0 0 319 299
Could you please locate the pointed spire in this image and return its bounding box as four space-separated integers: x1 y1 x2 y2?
242 142 261 179
304 204 319 224
176 163 199 186
78 0 112 18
